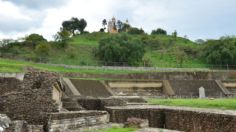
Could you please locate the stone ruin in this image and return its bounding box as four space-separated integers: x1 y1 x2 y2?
0 71 109 131
0 71 235 132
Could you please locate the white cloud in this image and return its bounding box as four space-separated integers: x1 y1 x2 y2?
0 0 236 40
3 0 66 9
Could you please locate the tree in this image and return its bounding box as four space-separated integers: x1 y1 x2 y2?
151 28 167 35
172 30 177 39
128 27 145 35
54 28 71 48
195 39 205 44
120 23 131 32
62 17 87 35
102 19 107 29
97 34 145 66
100 28 105 32
175 49 186 67
25 33 47 47
78 18 87 34
203 37 236 65
35 43 50 61
117 20 123 32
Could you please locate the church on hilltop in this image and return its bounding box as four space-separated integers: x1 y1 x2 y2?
107 17 129 33
108 17 118 34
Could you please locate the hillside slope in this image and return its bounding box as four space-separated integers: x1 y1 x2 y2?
0 32 206 67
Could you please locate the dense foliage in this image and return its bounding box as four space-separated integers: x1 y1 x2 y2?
1 16 236 68
151 28 167 35
127 27 145 35
62 17 87 35
203 37 236 65
97 34 145 66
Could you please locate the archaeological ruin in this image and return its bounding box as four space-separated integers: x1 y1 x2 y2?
0 70 235 131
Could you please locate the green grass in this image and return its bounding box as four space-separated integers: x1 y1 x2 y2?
1 32 210 68
0 58 150 74
148 99 236 110
99 127 136 132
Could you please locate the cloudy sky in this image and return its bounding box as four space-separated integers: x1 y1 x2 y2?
0 0 236 40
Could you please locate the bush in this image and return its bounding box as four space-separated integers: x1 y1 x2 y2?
97 34 145 66
35 43 51 61
128 27 145 35
25 33 47 47
151 28 167 35
203 37 236 65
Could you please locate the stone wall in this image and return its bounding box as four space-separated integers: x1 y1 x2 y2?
164 109 235 132
63 71 229 80
106 105 236 132
0 77 22 96
1 71 60 125
70 79 113 98
47 111 109 132
4 120 44 132
77 97 126 110
169 80 225 97
107 81 163 96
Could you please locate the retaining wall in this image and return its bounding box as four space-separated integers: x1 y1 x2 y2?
47 111 109 132
169 80 225 97
70 79 113 97
106 105 236 132
107 81 163 96
64 71 229 80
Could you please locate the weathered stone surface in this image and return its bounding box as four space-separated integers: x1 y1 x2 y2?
47 111 109 132
169 80 225 98
0 71 61 125
124 117 149 128
63 71 229 80
77 97 126 110
106 105 236 132
0 114 11 132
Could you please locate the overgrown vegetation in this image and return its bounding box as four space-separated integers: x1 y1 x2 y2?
202 36 236 65
148 98 236 110
1 17 236 68
97 33 145 66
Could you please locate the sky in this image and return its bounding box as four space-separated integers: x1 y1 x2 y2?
0 0 236 41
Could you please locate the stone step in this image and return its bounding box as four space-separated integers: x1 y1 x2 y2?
47 111 109 132
62 98 84 111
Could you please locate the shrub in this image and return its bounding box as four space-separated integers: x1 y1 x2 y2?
35 43 51 61
151 28 167 35
203 37 236 65
97 34 145 66
128 27 145 35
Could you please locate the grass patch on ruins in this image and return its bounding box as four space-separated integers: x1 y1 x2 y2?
148 98 236 110
99 127 137 132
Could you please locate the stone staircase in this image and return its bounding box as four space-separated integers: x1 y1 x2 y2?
62 97 84 111
222 81 236 96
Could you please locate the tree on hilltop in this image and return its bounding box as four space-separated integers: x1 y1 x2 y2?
97 34 145 66
151 28 167 35
25 33 47 47
62 17 87 35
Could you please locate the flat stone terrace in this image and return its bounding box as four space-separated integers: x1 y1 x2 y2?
106 105 236 116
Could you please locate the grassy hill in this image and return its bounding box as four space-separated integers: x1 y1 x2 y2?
0 32 207 68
